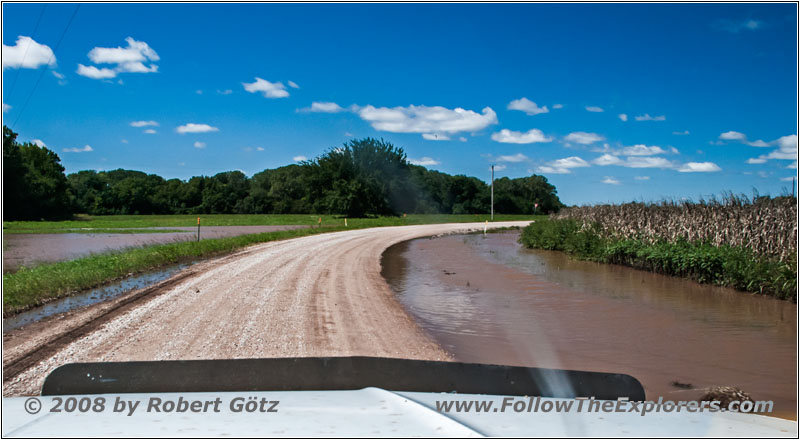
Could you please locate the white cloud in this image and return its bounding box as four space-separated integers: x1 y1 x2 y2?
256 147 265 151
493 164 507 171
288 81 299 89
76 64 117 79
624 157 675 168
585 106 604 113
344 132 354 137
293 155 307 162
776 134 797 153
715 18 764 33
788 161 797 169
719 131 746 141
634 114 666 121
602 176 621 185
130 120 158 127
422 133 450 141
2 36 55 70
63 145 93 153
537 156 590 174
780 176 796 182
242 77 289 98
459 136 467 142
78 37 158 79
746 139 770 147
564 131 604 145
195 90 203 95
306 102 345 113
143 129 157 134
491 128 551 144
88 37 159 65
496 153 528 163
634 176 650 180
673 130 690 135
507 97 548 115
193 141 206 149
594 155 675 169
552 104 563 109
176 123 219 134
746 158 767 164
52 71 65 79
618 144 668 156
409 157 441 166
618 114 628 122
32 139 46 147
357 104 497 136
121 139 129 144
217 89 233 95
677 162 722 173
720 131 788 154
2 103 10 113
749 134 798 162
592 154 623 166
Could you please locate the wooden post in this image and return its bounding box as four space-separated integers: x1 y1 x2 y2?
197 217 200 241
490 165 494 221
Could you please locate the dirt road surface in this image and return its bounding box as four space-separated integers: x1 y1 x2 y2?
3 221 531 395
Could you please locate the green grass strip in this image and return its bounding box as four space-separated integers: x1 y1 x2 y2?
3 226 341 315
3 213 535 234
4 215 539 315
519 219 797 301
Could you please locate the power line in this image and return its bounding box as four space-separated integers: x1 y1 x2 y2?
12 4 79 130
6 4 47 101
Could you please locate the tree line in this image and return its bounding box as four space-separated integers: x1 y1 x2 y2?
3 126 563 220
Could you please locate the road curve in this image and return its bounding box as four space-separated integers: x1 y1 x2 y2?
4 221 531 396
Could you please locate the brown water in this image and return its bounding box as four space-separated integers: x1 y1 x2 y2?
382 231 797 419
2 225 306 272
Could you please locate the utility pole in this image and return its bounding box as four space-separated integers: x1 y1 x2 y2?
490 165 494 221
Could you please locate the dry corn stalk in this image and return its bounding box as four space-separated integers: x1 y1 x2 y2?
553 194 797 262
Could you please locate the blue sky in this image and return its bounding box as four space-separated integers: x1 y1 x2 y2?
2 3 797 205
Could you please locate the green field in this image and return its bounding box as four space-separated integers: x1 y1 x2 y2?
2 213 534 234
3 214 538 315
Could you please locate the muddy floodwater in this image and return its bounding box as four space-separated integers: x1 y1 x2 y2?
2 225 306 271
382 231 797 419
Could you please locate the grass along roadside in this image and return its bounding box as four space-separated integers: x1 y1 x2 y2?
3 213 534 234
3 215 539 315
520 219 797 301
3 226 345 315
8 228 190 235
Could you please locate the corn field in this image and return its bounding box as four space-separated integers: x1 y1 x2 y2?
553 194 797 262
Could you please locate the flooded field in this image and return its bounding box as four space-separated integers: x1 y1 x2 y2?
2 225 306 271
382 231 797 418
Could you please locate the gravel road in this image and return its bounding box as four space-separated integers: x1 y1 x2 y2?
4 221 531 395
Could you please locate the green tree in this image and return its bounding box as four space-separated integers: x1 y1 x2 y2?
309 138 411 217
3 126 73 220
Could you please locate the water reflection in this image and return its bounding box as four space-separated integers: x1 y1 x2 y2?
3 263 189 332
382 231 796 418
